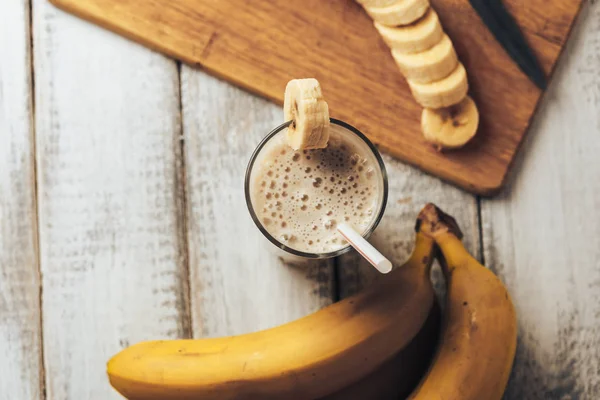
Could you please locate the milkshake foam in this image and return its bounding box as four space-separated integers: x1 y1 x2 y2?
249 123 384 254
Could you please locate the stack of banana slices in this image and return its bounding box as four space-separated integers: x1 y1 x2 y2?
358 0 479 150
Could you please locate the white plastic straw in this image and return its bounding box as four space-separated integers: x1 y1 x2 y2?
337 223 392 274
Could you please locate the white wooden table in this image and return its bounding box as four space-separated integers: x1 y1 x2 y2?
1 1 599 399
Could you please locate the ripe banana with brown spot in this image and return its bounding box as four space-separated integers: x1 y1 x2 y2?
408 204 518 400
107 224 438 400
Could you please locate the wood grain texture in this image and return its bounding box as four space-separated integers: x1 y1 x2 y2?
482 3 600 398
181 71 334 337
337 154 479 300
32 3 190 398
0 1 43 399
48 0 583 195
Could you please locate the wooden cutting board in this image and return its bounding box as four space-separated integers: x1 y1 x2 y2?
49 0 583 195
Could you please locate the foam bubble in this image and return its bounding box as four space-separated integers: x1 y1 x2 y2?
323 219 336 229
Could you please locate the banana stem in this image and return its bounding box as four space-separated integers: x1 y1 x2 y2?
415 203 470 277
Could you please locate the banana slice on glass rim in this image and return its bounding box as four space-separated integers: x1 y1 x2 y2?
283 78 330 150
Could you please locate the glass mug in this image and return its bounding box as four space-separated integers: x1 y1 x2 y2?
244 118 388 264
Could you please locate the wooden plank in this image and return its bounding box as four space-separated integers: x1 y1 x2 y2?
0 1 43 399
180 70 334 337
481 3 600 398
32 2 189 398
337 154 480 299
48 0 584 195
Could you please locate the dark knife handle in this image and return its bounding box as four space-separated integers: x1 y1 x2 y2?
469 0 547 89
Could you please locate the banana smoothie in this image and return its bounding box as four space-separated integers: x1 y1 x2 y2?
245 78 387 257
246 121 386 255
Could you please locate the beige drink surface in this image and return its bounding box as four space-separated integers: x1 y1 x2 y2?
249 125 383 254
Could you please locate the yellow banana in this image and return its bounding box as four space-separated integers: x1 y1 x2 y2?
408 204 517 400
107 226 437 400
321 300 441 400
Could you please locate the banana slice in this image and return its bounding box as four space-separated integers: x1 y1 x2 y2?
365 0 430 27
283 78 330 150
421 96 479 150
392 34 457 83
408 62 468 109
356 0 398 8
374 8 443 54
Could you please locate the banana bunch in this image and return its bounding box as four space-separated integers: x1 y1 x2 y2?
327 205 518 400
358 0 479 150
106 204 517 400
